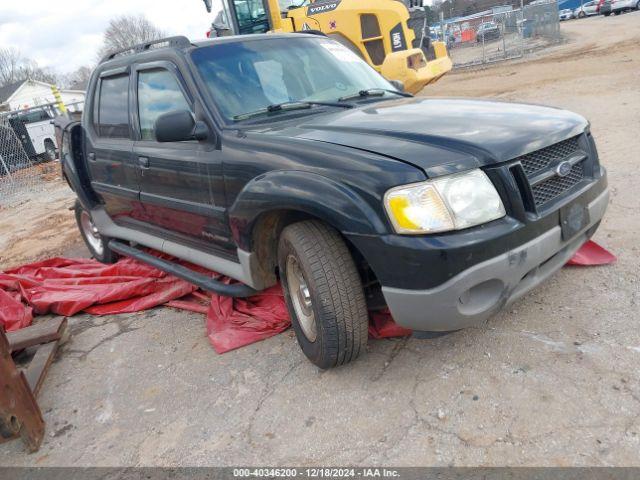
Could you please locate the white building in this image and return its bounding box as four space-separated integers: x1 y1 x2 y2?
0 79 85 113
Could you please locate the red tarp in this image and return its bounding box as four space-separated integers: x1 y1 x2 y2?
566 239 617 266
0 240 615 353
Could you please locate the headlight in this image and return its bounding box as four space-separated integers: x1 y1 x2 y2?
384 169 506 234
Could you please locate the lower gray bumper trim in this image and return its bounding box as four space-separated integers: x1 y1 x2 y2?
382 188 609 331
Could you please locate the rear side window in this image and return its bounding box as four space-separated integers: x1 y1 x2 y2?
137 69 190 141
98 75 130 138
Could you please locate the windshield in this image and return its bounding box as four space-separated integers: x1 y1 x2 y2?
191 37 393 121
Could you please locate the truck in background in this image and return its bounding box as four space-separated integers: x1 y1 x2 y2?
7 105 58 161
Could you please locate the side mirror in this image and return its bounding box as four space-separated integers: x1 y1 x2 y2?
154 110 209 143
390 80 405 92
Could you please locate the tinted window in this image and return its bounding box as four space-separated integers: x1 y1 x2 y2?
98 75 130 138
137 69 190 141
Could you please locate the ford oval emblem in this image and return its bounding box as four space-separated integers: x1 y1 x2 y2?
556 161 572 177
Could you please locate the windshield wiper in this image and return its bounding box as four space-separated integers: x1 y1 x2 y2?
338 88 413 102
233 101 353 121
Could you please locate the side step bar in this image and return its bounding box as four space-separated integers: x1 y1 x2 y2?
108 240 259 298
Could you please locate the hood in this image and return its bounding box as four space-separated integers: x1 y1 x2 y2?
290 97 588 176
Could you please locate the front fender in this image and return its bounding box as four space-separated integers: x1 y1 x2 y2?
228 170 388 250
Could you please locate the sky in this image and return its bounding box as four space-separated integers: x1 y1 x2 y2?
0 0 223 74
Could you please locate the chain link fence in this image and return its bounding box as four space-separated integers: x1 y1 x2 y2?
441 1 561 68
0 110 61 208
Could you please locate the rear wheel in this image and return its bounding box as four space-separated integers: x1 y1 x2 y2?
278 221 369 369
75 201 118 263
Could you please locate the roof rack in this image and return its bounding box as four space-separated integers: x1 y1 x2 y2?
99 36 193 64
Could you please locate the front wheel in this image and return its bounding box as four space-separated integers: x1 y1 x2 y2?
278 221 369 369
74 201 118 263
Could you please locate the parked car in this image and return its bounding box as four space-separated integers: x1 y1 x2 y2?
599 0 613 15
559 8 574 19
61 34 609 368
476 21 501 42
611 0 639 13
574 0 599 16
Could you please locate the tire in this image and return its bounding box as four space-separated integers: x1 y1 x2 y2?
43 140 56 162
578 11 586 17
278 220 369 369
74 200 118 263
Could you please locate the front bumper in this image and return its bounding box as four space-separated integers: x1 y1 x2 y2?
381 187 609 331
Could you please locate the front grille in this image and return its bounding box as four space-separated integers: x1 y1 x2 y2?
512 135 590 210
520 136 580 176
531 161 585 206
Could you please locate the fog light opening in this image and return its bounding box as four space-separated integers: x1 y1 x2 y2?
458 279 505 315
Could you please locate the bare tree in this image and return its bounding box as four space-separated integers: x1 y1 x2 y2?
59 66 93 90
0 48 60 88
98 15 166 59
19 59 59 85
0 47 22 86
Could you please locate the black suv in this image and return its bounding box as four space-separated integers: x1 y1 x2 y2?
61 34 608 368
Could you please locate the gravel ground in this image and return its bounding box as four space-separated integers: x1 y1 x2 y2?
1 13 639 467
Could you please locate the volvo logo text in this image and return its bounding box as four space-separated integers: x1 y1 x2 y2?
308 1 341 15
556 161 572 177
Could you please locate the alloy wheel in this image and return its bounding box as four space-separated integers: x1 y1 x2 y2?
286 254 317 342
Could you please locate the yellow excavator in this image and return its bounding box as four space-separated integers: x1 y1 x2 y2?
202 0 452 94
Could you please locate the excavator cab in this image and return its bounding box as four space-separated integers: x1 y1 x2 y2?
203 0 452 94
205 0 273 35
226 0 271 34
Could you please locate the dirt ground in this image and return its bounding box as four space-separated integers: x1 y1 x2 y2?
0 179 77 270
1 13 639 467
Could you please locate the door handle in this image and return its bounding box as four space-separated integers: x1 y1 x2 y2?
88 152 96 161
138 156 150 169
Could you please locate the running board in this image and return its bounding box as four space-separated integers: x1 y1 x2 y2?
108 240 259 298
